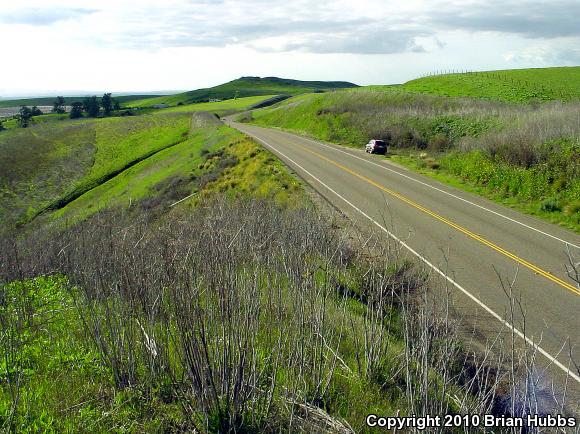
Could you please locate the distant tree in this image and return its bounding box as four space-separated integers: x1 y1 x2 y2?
52 96 66 114
101 93 113 115
83 96 100 117
31 106 43 116
112 98 121 111
18 106 33 128
70 102 84 119
0 119 5 131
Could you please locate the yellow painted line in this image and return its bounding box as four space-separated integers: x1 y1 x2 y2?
297 144 580 297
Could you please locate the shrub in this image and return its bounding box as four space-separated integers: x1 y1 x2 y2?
69 102 84 119
428 133 450 152
539 197 562 212
236 112 254 123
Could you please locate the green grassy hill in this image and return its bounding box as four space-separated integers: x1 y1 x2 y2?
129 76 358 107
0 95 279 229
402 66 580 102
0 94 164 109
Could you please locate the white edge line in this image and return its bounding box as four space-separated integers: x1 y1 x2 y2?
285 132 580 250
169 192 197 207
248 131 580 385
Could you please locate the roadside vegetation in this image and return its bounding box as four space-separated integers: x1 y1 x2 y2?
247 78 580 231
3 192 517 432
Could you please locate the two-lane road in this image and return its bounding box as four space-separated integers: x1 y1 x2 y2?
227 119 580 397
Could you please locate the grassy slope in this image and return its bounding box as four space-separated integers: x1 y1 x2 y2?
0 113 191 227
129 76 357 107
0 120 98 226
0 94 164 108
51 122 304 224
249 86 580 232
402 66 580 102
0 95 277 229
156 94 277 114
249 90 498 149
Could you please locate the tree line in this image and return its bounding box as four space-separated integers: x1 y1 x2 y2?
53 93 122 120
8 93 123 129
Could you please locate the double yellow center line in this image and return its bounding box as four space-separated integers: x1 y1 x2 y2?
298 144 580 296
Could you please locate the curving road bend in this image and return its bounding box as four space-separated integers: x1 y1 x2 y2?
226 119 580 408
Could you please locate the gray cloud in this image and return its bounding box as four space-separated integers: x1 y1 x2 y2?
108 0 579 54
430 0 580 38
0 8 97 26
3 0 579 57
95 0 432 55
507 45 580 65
279 29 428 54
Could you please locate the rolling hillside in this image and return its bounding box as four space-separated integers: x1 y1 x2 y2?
0 95 278 228
129 76 358 107
402 66 580 102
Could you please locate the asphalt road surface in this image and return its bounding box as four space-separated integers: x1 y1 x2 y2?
226 119 580 406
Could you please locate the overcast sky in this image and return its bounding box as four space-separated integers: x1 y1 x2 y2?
1 0 579 96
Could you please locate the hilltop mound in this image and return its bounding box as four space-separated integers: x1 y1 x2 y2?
129 76 358 107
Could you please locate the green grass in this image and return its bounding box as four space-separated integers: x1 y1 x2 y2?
51 120 306 224
0 119 98 228
0 112 193 228
50 126 210 223
129 76 357 107
156 94 279 114
402 66 580 102
0 276 185 432
85 113 191 184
